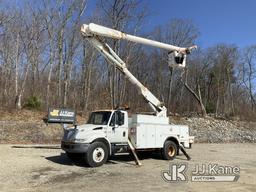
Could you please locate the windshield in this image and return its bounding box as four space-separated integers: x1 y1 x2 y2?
87 111 112 125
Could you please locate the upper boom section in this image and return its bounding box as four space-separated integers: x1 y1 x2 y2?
80 23 197 117
81 23 197 55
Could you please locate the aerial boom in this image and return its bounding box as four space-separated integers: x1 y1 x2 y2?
81 23 196 117
81 23 196 54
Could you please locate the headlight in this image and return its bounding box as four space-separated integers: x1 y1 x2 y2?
73 138 87 143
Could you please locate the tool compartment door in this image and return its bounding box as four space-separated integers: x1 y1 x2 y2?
135 124 156 149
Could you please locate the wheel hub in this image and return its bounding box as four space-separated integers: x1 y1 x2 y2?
167 146 175 157
92 147 105 163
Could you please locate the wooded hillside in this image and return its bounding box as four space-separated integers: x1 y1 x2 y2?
0 0 255 120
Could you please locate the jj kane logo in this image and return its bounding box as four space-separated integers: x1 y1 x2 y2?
162 163 240 182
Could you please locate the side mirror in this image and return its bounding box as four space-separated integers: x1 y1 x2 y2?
112 124 119 130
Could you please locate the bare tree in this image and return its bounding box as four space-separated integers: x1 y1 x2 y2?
56 1 76 106
62 0 86 107
40 2 56 109
97 0 148 109
211 45 238 117
181 67 207 117
241 46 256 111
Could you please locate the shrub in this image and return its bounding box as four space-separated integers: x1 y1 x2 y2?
206 103 215 114
24 96 42 110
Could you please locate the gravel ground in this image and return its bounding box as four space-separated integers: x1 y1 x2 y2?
0 143 255 192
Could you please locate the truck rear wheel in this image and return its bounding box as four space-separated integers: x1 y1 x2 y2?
85 142 108 167
161 140 177 160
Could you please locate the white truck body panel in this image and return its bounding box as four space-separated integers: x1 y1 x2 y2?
128 114 193 149
131 114 169 124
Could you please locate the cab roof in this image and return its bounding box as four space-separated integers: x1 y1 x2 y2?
92 109 126 113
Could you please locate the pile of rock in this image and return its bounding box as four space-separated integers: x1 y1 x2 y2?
172 116 256 143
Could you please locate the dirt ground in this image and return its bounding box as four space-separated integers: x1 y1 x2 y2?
0 143 255 192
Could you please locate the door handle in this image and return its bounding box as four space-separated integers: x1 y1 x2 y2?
123 131 126 137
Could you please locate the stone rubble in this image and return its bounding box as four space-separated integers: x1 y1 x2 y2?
171 116 256 143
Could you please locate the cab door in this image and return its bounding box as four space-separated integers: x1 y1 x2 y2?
107 111 128 143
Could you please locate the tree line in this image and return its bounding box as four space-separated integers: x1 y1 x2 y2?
0 0 255 120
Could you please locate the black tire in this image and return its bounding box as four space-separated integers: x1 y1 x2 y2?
66 152 83 161
85 142 108 167
161 140 178 160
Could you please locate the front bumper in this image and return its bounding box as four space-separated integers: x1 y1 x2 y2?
189 136 195 147
61 141 90 153
180 136 194 149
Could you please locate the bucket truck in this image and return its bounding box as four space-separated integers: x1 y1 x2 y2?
61 23 195 167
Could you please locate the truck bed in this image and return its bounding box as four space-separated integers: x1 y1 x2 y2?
128 114 191 149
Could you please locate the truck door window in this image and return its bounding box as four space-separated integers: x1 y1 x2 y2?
110 111 124 126
87 111 111 125
118 112 124 125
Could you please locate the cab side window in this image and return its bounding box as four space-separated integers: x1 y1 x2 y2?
110 111 124 126
118 112 124 125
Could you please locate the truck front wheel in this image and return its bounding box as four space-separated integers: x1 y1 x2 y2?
85 142 108 167
161 140 177 160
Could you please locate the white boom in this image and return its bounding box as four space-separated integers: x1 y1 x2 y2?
81 23 196 54
81 23 196 117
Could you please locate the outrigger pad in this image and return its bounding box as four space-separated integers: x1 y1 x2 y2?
47 108 76 124
179 145 191 161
